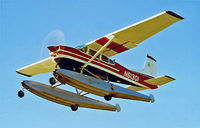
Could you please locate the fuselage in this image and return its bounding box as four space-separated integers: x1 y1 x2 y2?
48 45 158 90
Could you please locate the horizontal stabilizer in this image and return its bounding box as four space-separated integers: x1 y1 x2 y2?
125 86 147 91
16 57 59 77
144 76 175 86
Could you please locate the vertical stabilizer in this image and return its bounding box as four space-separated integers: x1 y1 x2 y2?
143 55 157 77
134 55 157 77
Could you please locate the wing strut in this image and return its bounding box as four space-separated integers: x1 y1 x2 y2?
80 36 115 73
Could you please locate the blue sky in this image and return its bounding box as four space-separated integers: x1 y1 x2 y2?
1 0 200 128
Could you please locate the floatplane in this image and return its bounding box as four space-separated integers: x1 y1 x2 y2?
16 11 183 112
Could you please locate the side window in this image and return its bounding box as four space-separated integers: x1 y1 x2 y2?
102 55 109 63
102 55 114 64
96 54 100 59
109 59 114 64
80 47 87 53
83 47 87 53
89 49 96 56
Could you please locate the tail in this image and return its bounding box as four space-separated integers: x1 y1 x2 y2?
130 54 175 90
135 54 157 77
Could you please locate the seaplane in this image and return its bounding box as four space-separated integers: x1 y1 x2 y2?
16 11 183 112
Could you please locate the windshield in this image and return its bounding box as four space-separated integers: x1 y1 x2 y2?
75 45 86 50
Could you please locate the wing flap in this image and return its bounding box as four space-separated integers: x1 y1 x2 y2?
16 57 58 77
144 76 175 86
86 11 183 57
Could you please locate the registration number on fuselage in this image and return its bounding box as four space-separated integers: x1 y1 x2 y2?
124 71 139 82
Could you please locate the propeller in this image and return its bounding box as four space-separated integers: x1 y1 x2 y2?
39 29 66 69
40 29 66 60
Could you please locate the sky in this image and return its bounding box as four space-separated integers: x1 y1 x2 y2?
1 0 200 128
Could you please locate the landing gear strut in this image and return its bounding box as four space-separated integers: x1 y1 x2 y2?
18 90 24 98
49 77 56 85
104 94 113 101
70 104 79 111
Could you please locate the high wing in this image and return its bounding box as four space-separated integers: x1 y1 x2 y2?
16 57 59 77
85 11 184 57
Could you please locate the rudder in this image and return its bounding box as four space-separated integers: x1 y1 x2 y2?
134 54 157 77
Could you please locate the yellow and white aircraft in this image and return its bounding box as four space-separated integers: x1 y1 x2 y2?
16 11 183 112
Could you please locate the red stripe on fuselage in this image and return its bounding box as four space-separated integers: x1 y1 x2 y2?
57 51 119 73
96 37 128 53
114 63 157 89
51 46 157 89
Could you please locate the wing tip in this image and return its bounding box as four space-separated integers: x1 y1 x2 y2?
16 71 32 77
166 11 184 20
165 75 176 81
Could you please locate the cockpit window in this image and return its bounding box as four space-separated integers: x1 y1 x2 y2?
77 45 114 65
76 45 87 53
76 45 86 49
81 47 87 53
89 49 96 56
102 55 114 65
109 59 114 64
102 55 108 62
